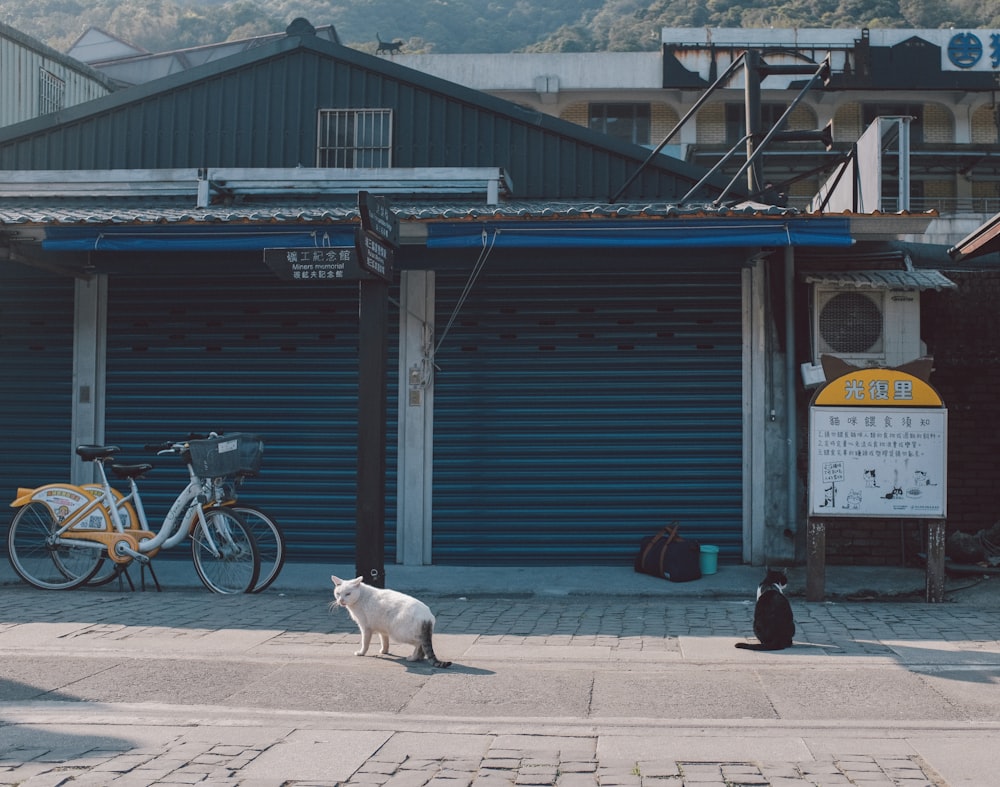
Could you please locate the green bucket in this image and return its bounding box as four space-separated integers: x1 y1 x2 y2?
699 544 719 575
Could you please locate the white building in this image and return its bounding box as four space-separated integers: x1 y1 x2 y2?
0 22 115 128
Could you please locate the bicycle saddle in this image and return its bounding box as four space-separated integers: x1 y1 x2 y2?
76 445 121 461
110 463 155 480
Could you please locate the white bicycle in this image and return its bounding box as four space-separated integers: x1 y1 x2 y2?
8 433 263 593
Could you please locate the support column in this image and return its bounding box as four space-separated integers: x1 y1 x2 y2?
71 275 107 484
396 270 435 565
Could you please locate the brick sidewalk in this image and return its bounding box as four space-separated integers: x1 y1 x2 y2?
1 586 998 785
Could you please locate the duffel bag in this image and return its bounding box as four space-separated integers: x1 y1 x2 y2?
634 522 702 582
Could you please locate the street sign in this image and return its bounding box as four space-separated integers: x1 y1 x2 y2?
356 191 398 282
358 190 399 247
263 247 372 282
354 228 394 281
812 368 943 407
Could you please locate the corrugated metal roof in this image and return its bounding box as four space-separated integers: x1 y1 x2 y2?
802 269 957 290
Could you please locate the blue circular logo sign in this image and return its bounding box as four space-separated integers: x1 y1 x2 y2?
947 33 982 68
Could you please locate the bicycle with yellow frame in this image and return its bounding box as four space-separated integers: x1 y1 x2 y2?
7 433 262 593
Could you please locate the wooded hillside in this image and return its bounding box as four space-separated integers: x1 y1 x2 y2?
2 0 999 56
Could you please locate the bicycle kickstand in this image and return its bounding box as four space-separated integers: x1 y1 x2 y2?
114 560 162 593
141 559 162 592
116 565 136 593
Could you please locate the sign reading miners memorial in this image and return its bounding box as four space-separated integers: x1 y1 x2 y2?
263 247 371 282
808 368 947 519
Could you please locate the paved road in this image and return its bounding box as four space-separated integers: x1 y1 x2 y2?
1 578 999 786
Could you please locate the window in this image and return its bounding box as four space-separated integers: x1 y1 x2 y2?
38 69 65 115
589 103 650 146
316 109 393 167
724 103 788 144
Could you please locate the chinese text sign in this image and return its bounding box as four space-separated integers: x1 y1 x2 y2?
808 406 947 518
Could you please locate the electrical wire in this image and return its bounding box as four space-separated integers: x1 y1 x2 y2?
434 226 499 357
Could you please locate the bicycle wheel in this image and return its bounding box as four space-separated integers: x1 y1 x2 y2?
190 509 260 594
7 502 103 590
227 506 286 593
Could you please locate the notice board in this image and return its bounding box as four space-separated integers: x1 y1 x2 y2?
807 368 947 519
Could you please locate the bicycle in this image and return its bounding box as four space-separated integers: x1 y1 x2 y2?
85 432 286 593
214 502 286 594
7 433 262 593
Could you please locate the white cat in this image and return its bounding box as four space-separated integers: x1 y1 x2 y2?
330 575 452 668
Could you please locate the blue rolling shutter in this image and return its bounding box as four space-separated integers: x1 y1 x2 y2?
431 258 743 565
104 272 397 563
0 268 74 508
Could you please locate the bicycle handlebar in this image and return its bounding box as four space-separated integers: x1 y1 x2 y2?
144 431 224 455
144 442 176 453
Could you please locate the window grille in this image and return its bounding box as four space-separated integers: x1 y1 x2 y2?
316 109 393 167
724 103 789 144
39 69 65 115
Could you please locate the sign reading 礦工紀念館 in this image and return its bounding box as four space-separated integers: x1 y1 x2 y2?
262 247 372 282
808 368 946 518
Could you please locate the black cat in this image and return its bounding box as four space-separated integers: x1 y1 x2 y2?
735 569 795 651
376 33 403 54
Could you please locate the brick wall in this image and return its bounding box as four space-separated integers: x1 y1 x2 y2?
971 104 998 144
922 270 1000 534
825 519 924 566
922 102 954 143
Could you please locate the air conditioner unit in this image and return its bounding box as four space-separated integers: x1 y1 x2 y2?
811 285 922 368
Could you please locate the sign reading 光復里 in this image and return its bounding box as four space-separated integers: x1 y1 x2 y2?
808 368 947 518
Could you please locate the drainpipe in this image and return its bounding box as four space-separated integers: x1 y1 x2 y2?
785 246 798 536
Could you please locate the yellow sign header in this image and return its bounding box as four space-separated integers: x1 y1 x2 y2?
813 368 944 407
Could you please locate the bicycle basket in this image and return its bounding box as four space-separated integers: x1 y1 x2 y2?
187 433 263 479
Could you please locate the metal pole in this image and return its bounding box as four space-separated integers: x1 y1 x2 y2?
785 246 797 539
745 50 763 194
713 57 831 206
609 53 747 203
356 277 388 588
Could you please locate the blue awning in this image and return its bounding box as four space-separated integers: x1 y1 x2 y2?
42 226 357 252
427 217 854 249
36 216 854 253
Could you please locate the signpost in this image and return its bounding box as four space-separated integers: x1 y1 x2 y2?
262 193 399 589
806 368 948 602
355 192 398 588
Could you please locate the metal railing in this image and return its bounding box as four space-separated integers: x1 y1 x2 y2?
787 195 1000 216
